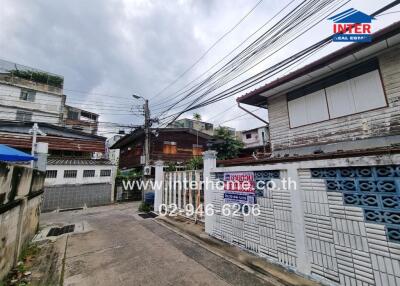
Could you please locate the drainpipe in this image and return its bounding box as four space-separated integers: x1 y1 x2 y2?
237 102 268 125
237 102 270 154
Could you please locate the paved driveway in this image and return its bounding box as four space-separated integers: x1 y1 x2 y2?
40 203 274 286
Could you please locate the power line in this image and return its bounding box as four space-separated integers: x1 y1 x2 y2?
151 0 297 110
157 0 345 121
161 0 399 128
218 108 262 125
158 0 346 124
150 0 266 100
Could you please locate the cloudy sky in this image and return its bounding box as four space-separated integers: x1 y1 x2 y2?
1 0 399 136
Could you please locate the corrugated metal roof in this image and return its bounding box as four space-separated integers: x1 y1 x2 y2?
218 147 400 166
0 133 105 153
47 158 114 166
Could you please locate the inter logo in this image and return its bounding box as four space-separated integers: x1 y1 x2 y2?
328 8 375 43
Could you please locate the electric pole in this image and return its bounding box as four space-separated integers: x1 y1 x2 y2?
133 95 151 169
144 99 150 167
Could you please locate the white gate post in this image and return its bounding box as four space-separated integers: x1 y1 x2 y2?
153 160 164 213
203 150 217 234
287 165 311 274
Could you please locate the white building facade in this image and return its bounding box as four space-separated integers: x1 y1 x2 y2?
43 159 116 211
240 126 269 150
0 60 64 125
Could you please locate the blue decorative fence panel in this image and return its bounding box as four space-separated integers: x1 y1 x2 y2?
311 166 400 243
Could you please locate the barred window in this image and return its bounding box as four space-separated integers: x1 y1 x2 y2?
16 110 32 122
83 170 95 178
20 89 36 102
100 169 111 177
46 170 57 178
64 170 77 178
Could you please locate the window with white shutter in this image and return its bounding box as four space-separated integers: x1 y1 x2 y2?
288 89 329 128
287 58 386 128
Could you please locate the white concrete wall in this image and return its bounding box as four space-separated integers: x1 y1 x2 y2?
241 130 259 146
0 83 63 124
108 149 120 165
205 154 400 286
240 127 269 148
0 164 44 280
44 164 115 186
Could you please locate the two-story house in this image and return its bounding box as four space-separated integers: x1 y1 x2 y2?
239 126 270 155
112 128 213 171
237 21 400 158
209 22 400 286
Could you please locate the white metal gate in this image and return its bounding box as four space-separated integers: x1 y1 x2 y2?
162 170 204 222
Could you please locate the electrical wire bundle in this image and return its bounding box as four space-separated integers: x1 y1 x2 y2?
155 0 399 127
155 0 350 125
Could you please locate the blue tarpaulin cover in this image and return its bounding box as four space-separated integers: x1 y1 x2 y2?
0 144 37 162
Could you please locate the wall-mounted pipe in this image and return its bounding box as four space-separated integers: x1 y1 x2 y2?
237 103 269 125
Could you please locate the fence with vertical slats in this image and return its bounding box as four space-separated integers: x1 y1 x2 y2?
162 170 204 222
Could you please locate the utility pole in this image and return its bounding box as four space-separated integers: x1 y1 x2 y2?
144 99 150 167
132 94 158 202
133 95 152 169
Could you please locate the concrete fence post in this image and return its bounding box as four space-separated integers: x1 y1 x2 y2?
202 150 217 235
286 165 311 275
153 160 164 213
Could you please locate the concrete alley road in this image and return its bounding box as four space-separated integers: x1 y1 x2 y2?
40 203 275 286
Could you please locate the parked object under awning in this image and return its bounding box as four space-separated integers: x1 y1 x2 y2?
0 144 37 161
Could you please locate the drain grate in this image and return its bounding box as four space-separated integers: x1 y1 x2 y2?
47 224 75 237
138 212 158 219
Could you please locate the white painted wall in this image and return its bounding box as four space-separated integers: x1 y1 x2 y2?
203 153 400 286
44 164 116 186
240 127 269 148
105 135 122 165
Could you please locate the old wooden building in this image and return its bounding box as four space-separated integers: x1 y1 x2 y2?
112 128 213 170
237 21 400 157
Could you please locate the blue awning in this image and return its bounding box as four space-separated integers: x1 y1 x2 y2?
0 144 37 162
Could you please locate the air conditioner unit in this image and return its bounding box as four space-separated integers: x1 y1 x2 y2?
143 166 151 176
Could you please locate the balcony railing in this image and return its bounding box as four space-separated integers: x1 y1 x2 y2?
0 59 64 94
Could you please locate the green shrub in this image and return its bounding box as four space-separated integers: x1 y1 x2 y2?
138 202 151 213
186 156 203 170
9 69 64 88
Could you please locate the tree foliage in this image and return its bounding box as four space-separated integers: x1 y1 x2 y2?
213 127 243 160
193 113 202 121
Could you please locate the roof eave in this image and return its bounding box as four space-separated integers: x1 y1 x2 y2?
237 21 400 106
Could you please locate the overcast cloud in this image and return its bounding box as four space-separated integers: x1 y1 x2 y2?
1 0 399 135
